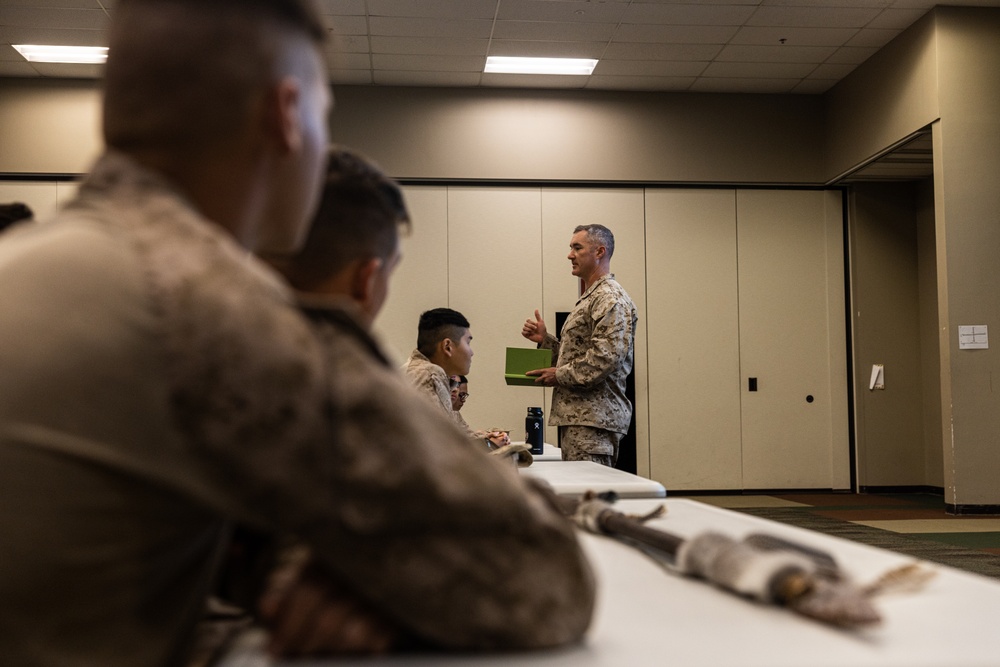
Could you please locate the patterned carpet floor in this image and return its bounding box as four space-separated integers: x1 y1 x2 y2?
685 492 1000 581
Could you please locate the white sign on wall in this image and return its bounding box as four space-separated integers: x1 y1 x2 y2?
958 325 989 350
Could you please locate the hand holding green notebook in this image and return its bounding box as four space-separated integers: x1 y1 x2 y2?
505 347 552 386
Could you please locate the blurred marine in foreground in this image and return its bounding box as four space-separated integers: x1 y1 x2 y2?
0 1 594 665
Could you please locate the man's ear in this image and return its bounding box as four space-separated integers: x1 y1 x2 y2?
265 77 303 155
351 257 382 303
439 337 455 358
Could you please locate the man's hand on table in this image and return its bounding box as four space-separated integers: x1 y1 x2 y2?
258 548 397 657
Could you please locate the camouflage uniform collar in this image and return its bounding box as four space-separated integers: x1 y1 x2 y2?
578 272 615 302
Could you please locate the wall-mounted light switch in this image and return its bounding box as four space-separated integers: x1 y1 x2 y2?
869 364 884 390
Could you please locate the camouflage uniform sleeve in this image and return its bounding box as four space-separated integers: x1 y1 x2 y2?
555 291 633 390
156 243 595 651
539 331 561 360
306 328 597 649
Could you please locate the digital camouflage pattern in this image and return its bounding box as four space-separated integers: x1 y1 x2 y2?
541 273 637 440
0 152 595 666
402 349 477 435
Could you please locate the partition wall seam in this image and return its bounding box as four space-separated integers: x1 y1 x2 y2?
641 188 652 476
733 189 745 492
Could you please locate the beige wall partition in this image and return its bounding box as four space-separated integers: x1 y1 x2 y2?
445 187 546 441
1 79 826 185
849 181 943 489
0 79 101 175
0 181 78 222
646 189 742 490
824 13 939 181
646 188 848 491
373 186 450 365
737 190 848 490
932 9 1000 508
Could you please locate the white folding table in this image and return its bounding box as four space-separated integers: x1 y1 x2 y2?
519 460 667 498
221 497 1000 667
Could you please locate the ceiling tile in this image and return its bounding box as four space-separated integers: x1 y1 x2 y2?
825 45 879 63
3 0 999 95
329 69 373 85
27 61 103 77
481 72 589 88
622 3 758 25
586 75 697 91
369 16 494 38
716 44 838 62
372 53 485 72
845 27 902 46
729 26 858 46
316 0 367 15
375 70 484 86
702 61 818 78
0 7 108 30
791 78 838 93
497 0 630 23
614 24 740 43
0 60 38 76
595 59 709 77
689 77 799 93
327 34 370 53
602 42 724 60
492 19 618 41
747 6 883 28
327 52 372 69
865 7 929 28
808 62 860 78
371 36 488 56
488 39 605 58
761 0 893 7
367 0 498 20
323 15 369 35
0 27 107 47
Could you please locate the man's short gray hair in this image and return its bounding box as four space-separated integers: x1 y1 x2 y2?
574 224 615 259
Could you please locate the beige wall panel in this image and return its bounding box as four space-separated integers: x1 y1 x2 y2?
0 182 60 222
2 79 823 183
329 87 824 184
933 8 1000 506
540 189 648 473
825 13 939 181
849 183 926 487
0 80 102 175
373 186 449 365
824 191 850 490
915 180 944 487
447 188 545 438
645 189 742 490
738 190 848 489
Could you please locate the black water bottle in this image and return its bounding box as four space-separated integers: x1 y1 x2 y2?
525 407 544 455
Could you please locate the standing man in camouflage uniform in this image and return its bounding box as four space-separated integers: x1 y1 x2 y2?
521 224 637 467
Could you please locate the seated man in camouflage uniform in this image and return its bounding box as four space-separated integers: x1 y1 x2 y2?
0 2 592 663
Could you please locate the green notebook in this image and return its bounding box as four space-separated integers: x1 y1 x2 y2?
505 347 552 386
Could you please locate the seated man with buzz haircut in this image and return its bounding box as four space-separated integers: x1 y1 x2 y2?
0 1 592 663
405 311 529 463
405 308 475 419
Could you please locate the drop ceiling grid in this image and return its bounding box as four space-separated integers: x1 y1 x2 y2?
2 0 1000 94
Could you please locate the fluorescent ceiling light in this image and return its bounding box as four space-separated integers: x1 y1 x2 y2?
13 45 108 64
485 56 597 76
